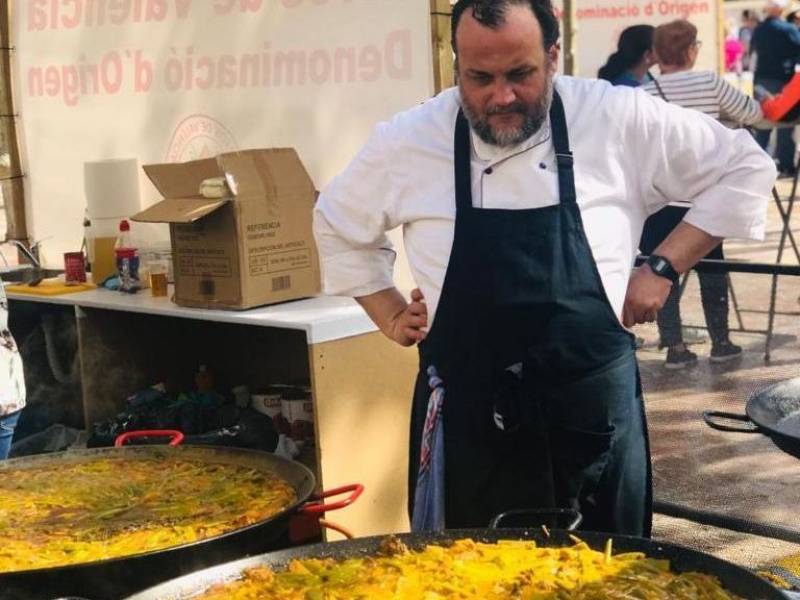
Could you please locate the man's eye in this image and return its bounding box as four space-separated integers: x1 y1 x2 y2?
470 74 492 85
508 70 533 82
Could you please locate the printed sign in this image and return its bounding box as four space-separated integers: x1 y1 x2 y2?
556 0 721 76
14 0 434 265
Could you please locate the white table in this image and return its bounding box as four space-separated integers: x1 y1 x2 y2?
7 286 378 344
7 286 418 538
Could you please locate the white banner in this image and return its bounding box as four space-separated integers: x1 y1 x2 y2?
560 0 722 77
14 0 434 265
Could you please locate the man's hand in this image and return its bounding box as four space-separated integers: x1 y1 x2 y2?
622 264 673 327
387 288 428 346
356 287 428 347
623 222 722 327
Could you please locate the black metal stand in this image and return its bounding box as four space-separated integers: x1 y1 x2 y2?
635 256 800 360
764 172 800 360
651 170 800 361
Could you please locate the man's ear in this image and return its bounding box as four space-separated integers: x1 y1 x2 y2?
548 44 560 71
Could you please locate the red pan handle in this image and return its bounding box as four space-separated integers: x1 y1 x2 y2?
115 430 185 447
298 484 364 516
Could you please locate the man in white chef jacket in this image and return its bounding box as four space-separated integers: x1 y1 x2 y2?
314 0 775 536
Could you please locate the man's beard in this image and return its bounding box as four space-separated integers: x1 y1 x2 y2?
460 73 554 148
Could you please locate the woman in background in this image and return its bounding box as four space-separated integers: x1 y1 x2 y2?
598 25 655 87
641 19 763 369
725 19 745 72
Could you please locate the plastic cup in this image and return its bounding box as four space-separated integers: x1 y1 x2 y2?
147 259 168 297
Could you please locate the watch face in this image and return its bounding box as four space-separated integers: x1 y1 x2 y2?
655 258 667 271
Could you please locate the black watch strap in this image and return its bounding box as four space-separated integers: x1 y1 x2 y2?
646 254 679 284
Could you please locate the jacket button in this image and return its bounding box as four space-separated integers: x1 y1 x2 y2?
484 167 493 175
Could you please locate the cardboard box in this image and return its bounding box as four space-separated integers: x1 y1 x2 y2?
133 149 320 309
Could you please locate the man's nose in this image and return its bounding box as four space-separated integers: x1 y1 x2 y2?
490 82 516 107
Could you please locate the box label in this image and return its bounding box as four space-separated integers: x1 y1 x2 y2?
178 255 233 277
248 248 311 276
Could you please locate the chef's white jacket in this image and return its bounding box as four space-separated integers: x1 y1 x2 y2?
314 76 776 325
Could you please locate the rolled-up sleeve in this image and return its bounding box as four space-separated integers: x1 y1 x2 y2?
631 89 776 241
313 122 399 297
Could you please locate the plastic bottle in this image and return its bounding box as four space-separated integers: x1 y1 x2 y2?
115 219 140 292
115 219 133 251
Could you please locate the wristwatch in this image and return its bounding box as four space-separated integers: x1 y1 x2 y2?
645 254 679 284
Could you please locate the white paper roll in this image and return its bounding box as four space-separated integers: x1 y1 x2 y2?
84 158 142 220
88 216 124 239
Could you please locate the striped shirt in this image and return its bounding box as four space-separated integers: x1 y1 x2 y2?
642 70 763 207
642 70 762 128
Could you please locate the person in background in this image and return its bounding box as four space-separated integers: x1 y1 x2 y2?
315 0 774 534
787 9 800 27
725 22 745 72
0 283 25 459
599 25 655 350
739 9 760 67
642 19 763 369
759 72 800 120
751 0 800 177
597 25 655 87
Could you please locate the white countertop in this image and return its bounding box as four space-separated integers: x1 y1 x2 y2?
6 286 378 344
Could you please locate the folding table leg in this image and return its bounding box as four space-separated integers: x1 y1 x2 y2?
765 176 800 361
727 274 745 331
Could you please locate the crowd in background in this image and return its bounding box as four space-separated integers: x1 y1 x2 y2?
726 4 800 75
597 1 799 369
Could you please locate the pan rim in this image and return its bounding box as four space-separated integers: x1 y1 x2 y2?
124 527 784 600
0 444 316 577
746 380 800 452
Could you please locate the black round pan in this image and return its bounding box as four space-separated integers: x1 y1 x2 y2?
705 377 800 459
126 527 784 600
0 443 329 600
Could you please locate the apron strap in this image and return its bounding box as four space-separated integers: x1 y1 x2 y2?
454 109 473 215
549 91 578 206
453 90 577 215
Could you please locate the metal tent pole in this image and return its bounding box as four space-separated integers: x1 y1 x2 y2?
561 0 576 75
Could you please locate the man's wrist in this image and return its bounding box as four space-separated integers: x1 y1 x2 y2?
645 254 680 284
385 304 409 340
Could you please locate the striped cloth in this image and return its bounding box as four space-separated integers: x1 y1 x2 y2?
641 70 763 208
411 365 446 532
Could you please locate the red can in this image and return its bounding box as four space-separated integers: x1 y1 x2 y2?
64 251 87 284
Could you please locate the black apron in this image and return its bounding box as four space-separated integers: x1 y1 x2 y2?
409 91 653 536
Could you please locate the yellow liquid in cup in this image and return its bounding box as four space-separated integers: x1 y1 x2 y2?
149 272 168 297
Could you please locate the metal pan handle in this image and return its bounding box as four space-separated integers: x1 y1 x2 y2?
299 484 364 516
318 518 355 539
114 429 185 447
489 508 583 531
703 411 760 433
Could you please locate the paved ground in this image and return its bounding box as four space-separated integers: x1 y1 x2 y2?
654 514 799 570
637 176 800 575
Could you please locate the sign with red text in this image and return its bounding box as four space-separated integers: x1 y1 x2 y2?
14 0 434 264
560 0 721 77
